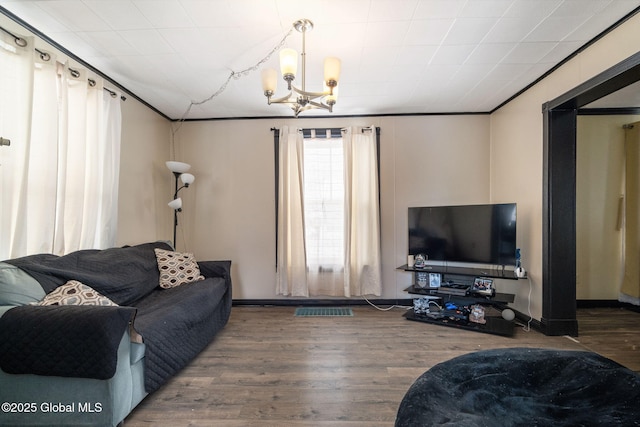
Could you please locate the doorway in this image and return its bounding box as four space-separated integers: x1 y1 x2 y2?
576 115 639 303
542 51 640 336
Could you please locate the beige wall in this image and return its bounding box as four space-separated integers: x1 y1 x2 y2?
175 115 491 299
116 99 172 247
491 13 640 319
576 115 640 300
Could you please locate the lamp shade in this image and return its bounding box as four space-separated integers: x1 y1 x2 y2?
280 48 298 77
261 68 278 93
168 198 182 210
323 57 341 83
166 161 191 174
180 173 195 185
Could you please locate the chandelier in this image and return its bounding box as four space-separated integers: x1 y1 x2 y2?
261 19 341 117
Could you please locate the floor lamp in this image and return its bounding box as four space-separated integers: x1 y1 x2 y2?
166 161 195 249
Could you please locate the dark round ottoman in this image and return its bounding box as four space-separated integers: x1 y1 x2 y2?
395 347 640 426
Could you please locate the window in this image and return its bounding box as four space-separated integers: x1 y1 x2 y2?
275 126 382 297
303 135 344 272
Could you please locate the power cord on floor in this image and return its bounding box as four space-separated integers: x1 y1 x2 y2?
362 295 412 311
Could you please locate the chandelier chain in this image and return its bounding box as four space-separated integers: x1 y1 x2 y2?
171 26 295 140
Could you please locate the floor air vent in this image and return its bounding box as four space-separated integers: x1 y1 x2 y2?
294 307 354 317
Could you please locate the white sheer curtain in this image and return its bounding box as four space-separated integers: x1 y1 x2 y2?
1 33 37 258
276 125 382 297
343 126 382 296
55 63 122 253
276 126 308 296
0 32 121 260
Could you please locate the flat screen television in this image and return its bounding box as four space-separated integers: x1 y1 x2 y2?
408 203 517 267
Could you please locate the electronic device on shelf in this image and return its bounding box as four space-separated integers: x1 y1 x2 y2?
437 282 471 296
408 203 517 267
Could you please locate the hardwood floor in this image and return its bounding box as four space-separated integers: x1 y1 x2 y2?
576 307 640 372
123 306 640 427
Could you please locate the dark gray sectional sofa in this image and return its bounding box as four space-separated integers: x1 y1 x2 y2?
0 241 232 426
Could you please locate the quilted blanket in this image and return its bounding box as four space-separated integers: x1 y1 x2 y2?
5 241 172 305
0 305 136 379
134 272 231 392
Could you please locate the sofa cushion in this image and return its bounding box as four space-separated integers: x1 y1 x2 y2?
0 262 46 306
130 342 146 365
154 248 204 289
134 276 229 392
32 280 118 306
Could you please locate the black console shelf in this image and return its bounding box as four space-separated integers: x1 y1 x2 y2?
399 265 517 337
404 285 515 304
403 309 514 337
399 264 522 280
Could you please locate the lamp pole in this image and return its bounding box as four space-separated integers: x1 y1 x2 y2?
172 172 180 248
166 161 194 250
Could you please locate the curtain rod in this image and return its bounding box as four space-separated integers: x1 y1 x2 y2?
271 127 380 134
0 22 26 46
270 127 343 139
0 24 125 101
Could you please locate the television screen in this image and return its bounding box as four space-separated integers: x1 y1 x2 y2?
408 203 517 267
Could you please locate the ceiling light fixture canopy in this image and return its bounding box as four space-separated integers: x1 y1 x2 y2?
261 19 340 117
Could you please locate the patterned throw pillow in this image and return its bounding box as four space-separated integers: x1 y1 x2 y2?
33 280 118 306
154 248 205 289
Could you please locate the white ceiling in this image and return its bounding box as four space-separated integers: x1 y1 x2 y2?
1 0 639 120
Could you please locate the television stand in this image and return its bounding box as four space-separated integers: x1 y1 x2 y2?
399 265 518 337
404 309 515 337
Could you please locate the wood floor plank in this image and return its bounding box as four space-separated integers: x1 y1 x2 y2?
123 306 639 426
576 307 640 371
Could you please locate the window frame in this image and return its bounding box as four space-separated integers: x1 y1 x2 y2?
273 127 381 268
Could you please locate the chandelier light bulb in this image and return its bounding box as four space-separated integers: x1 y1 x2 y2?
280 48 298 80
324 82 338 105
261 68 278 94
324 57 341 86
